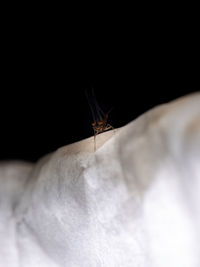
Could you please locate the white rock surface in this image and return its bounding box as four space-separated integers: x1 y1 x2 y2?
0 93 200 267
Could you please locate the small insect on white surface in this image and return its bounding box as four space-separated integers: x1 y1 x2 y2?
86 88 114 151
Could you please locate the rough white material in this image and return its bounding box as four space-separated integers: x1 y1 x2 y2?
0 93 200 267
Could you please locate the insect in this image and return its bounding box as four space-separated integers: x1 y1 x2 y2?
86 88 114 151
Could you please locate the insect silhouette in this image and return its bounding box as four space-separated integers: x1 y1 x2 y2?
85 88 114 151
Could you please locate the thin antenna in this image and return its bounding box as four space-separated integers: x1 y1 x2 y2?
85 89 97 123
85 88 114 151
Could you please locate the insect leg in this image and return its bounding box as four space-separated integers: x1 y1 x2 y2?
94 132 97 152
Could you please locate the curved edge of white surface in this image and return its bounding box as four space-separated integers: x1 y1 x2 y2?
0 92 200 267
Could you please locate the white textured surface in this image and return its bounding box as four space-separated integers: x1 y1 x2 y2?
0 93 200 267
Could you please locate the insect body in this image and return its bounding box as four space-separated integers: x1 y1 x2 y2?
92 113 113 135
86 89 114 150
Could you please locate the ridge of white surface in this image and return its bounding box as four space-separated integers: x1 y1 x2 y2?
0 93 200 267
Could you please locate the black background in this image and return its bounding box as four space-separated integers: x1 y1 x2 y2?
0 17 199 162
